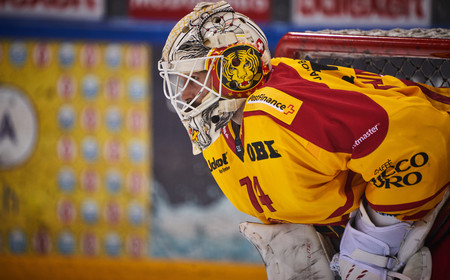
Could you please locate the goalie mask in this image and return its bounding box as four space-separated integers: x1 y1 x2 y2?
158 1 271 154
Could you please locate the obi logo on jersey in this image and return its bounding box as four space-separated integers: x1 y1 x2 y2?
247 140 281 162
207 152 229 173
371 152 428 189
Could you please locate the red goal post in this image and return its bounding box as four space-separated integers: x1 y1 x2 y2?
274 29 450 87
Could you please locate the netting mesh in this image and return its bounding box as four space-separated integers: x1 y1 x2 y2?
285 28 450 87
308 28 450 38
301 55 450 87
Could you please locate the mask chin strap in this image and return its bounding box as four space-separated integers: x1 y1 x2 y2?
185 98 246 155
218 98 246 114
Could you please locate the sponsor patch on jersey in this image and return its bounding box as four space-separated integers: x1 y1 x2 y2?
244 87 302 125
371 152 429 189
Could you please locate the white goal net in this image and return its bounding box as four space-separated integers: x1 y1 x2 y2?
274 28 450 87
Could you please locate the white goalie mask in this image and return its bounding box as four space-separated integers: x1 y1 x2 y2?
158 1 271 155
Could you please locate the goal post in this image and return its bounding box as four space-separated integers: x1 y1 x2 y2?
274 29 450 87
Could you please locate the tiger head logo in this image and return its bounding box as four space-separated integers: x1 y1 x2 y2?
220 45 263 95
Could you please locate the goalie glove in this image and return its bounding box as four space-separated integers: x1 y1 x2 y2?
332 188 449 280
239 222 336 280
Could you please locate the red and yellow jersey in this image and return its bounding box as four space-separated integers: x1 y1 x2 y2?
202 57 450 226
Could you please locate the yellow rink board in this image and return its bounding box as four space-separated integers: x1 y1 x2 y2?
0 256 267 280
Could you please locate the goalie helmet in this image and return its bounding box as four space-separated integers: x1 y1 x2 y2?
158 1 271 154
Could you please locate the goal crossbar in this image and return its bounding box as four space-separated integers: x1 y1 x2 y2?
275 32 450 59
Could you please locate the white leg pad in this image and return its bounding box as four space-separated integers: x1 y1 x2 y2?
396 188 449 267
402 247 432 280
334 188 449 280
239 222 336 280
337 210 412 279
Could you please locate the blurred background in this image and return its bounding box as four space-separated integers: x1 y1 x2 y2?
0 0 448 279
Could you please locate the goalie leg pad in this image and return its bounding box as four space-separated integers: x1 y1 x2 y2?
396 188 449 266
337 209 412 279
239 222 336 280
402 247 432 280
334 188 449 280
